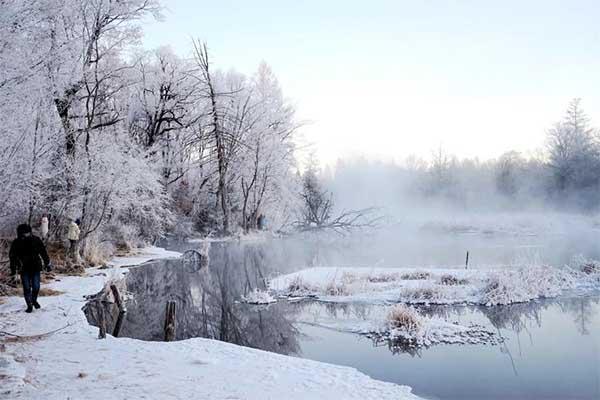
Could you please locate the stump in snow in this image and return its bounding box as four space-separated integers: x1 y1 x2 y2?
164 300 177 342
97 306 106 339
110 284 126 337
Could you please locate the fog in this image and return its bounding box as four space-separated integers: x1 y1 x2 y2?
301 150 600 269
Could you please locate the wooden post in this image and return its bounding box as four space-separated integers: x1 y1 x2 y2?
97 305 106 339
465 251 470 269
164 300 177 342
110 284 126 337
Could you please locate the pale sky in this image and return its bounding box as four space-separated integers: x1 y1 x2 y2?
142 0 600 165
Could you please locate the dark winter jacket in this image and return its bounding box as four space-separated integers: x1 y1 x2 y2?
9 228 50 275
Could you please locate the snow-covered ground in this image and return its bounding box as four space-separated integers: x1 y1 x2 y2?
0 247 421 400
270 264 600 306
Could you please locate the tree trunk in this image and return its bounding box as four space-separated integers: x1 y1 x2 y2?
164 300 177 341
110 284 126 337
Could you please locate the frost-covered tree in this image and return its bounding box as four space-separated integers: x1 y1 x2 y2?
0 0 168 252
0 1 302 255
129 47 203 188
496 151 524 197
296 157 380 234
546 99 600 206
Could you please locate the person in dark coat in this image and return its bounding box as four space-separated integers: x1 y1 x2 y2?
9 224 52 313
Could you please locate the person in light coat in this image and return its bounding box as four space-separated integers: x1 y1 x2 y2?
40 216 49 240
68 218 81 261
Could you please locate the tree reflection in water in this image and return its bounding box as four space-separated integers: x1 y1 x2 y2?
85 242 300 356
381 296 600 357
283 296 600 358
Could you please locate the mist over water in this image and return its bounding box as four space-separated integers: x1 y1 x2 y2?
305 155 600 269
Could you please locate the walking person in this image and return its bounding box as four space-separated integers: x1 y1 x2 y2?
67 218 81 262
9 224 52 313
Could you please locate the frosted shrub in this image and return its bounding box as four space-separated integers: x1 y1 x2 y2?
400 285 443 303
325 280 349 296
367 273 399 283
287 276 316 295
440 274 469 286
103 223 141 252
400 271 431 280
341 272 360 284
569 255 600 275
242 289 276 304
387 305 423 336
82 234 115 266
482 266 575 306
582 263 599 275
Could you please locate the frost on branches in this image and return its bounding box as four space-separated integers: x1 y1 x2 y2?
0 1 301 259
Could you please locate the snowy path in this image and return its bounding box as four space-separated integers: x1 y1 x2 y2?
0 247 421 400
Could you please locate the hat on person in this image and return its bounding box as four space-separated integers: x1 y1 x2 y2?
17 224 32 238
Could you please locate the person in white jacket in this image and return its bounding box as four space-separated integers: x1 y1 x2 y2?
40 216 49 240
68 218 81 261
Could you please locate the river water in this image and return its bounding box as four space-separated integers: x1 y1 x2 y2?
84 231 600 399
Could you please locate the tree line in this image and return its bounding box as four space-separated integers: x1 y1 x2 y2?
328 99 600 213
0 1 301 258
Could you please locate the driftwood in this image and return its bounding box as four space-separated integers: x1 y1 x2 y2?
295 207 384 235
0 323 73 343
164 300 176 342
110 284 126 337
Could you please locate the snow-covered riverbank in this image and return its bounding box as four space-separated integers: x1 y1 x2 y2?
0 247 421 400
270 264 600 306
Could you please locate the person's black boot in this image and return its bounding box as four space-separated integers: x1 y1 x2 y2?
25 304 33 313
33 301 41 309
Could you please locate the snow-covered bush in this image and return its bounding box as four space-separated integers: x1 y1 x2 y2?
287 276 317 295
387 305 423 334
400 285 445 304
482 266 575 306
242 289 276 305
325 280 349 296
400 271 431 280
81 234 115 267
341 272 361 284
569 254 600 275
367 273 399 283
440 274 469 286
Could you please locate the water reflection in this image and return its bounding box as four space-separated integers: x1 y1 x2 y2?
166 227 600 270
287 296 600 358
85 242 300 355
83 238 599 399
295 296 600 400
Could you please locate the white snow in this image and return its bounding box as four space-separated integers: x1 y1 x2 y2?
270 265 599 306
107 246 182 268
0 247 421 400
241 288 277 305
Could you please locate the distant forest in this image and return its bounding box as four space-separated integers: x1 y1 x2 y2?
328 99 600 213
